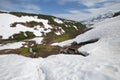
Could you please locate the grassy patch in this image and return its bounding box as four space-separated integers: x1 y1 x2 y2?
10 21 44 28
9 12 38 17
55 34 70 42
9 31 35 41
20 48 31 56
26 21 44 27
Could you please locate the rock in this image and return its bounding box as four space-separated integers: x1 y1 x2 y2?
77 51 89 57
59 48 89 57
0 36 2 39
71 41 78 46
78 38 99 46
66 48 76 54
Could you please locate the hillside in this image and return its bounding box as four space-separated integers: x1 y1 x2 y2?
0 11 86 57
52 13 120 55
0 14 120 80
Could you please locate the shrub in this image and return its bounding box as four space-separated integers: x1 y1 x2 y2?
9 31 35 41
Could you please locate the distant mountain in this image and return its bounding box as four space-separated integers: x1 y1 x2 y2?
0 11 86 57
81 12 114 27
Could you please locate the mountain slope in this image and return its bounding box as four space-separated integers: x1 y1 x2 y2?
0 11 120 80
0 11 86 57
52 14 120 56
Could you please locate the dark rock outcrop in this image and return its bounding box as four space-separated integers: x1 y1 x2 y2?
60 47 89 57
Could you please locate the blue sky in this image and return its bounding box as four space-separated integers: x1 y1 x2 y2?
0 0 120 21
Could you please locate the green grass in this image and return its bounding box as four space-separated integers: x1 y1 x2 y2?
20 47 31 56
55 34 70 42
26 21 44 27
9 31 35 41
9 12 38 17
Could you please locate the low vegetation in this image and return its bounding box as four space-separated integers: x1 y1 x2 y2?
9 31 35 41
10 21 44 28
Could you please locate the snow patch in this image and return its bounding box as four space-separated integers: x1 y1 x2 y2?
29 37 43 44
73 26 78 30
0 42 25 50
53 18 63 24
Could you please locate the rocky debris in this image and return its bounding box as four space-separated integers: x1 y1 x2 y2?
78 38 99 46
60 48 89 57
59 38 99 57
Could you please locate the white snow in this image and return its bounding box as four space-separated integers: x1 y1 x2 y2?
0 54 45 80
29 37 43 44
0 42 25 50
0 13 52 39
53 18 63 24
51 39 73 47
75 16 120 55
0 53 120 80
0 13 120 80
55 31 61 35
73 25 78 30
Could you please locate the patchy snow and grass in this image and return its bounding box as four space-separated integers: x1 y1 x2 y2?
53 18 63 24
0 13 52 39
0 37 44 50
52 15 120 56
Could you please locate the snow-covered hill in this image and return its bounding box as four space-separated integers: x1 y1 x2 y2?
0 12 85 56
52 15 120 56
0 13 120 80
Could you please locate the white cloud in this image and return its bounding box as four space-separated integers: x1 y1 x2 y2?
59 0 109 7
54 10 91 21
54 0 120 21
0 0 41 13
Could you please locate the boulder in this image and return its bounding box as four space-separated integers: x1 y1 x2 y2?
77 51 89 57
